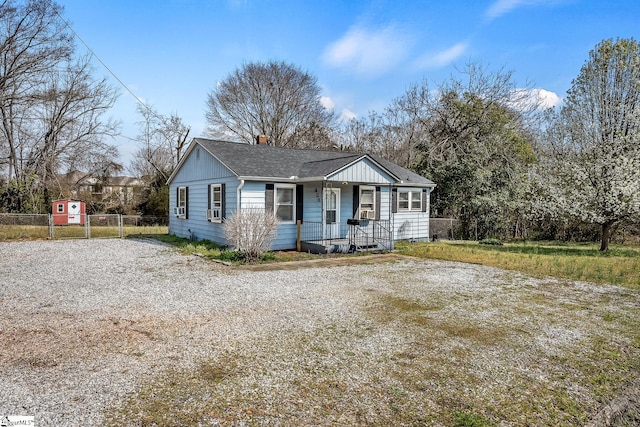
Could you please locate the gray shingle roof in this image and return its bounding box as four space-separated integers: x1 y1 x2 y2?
193 138 434 185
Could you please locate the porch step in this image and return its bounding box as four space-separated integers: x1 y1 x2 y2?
300 238 392 254
354 243 380 250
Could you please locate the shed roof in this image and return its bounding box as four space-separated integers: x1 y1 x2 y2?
170 138 434 186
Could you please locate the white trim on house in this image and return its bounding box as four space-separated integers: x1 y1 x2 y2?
323 187 341 239
238 175 323 182
398 189 422 212
358 186 376 220
175 186 187 218
207 184 223 223
274 183 296 224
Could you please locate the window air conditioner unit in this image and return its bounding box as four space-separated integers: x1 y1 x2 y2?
174 206 185 217
207 208 221 221
360 210 375 220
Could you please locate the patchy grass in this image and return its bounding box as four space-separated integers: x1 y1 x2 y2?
103 272 640 426
396 241 640 289
147 235 254 264
0 224 168 240
150 234 324 264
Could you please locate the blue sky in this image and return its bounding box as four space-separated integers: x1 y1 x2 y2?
60 0 640 167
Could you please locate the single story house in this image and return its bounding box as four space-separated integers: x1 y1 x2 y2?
167 138 435 253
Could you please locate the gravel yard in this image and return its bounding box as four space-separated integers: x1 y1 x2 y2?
1 238 639 426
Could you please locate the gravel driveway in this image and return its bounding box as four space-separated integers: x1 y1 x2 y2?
1 238 638 426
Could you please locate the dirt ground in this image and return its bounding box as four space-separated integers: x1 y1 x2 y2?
1 239 639 426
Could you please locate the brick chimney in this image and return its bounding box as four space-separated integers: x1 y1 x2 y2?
256 134 267 144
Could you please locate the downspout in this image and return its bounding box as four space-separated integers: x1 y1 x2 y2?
389 183 394 250
322 178 326 240
237 179 245 213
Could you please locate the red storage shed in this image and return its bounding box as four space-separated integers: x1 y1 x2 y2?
52 199 86 225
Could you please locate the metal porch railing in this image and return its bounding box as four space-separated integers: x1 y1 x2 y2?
299 220 393 253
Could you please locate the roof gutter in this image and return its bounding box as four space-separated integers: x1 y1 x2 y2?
235 175 436 188
237 175 326 183
394 182 437 189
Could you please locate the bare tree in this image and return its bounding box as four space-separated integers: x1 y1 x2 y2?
130 104 190 217
205 60 338 148
0 0 73 182
131 104 190 182
0 0 122 212
28 55 120 194
224 208 278 262
339 116 370 153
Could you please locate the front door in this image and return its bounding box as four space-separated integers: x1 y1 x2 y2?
67 201 81 224
323 188 340 239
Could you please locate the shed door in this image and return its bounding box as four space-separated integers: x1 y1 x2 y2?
68 201 81 224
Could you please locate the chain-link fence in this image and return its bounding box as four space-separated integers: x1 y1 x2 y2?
0 214 50 239
0 214 168 240
429 218 461 241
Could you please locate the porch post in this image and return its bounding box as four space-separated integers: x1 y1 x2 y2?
321 180 325 240
296 220 301 252
389 183 394 249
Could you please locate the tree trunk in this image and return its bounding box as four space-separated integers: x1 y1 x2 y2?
599 221 615 251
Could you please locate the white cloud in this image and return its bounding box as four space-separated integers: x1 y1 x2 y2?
535 88 563 108
485 0 560 19
341 108 357 121
414 42 468 69
322 25 412 77
511 88 563 110
320 96 335 110
486 0 526 18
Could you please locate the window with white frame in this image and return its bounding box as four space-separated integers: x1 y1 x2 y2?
175 186 187 218
275 184 295 222
398 190 422 211
56 203 64 213
208 184 223 222
359 187 375 220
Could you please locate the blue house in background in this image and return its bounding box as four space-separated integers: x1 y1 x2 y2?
167 138 435 253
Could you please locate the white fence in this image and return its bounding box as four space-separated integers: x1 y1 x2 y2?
0 214 168 240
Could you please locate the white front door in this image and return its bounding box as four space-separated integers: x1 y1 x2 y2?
67 201 81 224
323 188 340 239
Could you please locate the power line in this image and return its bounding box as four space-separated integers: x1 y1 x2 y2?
48 0 191 146
50 2 148 109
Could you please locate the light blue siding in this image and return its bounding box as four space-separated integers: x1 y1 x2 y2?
302 183 323 223
169 148 238 246
169 144 433 250
271 223 297 250
328 158 395 184
339 186 353 222
239 181 266 210
239 181 298 250
379 186 391 221
394 213 430 241
392 188 431 241
169 178 239 245
172 145 236 183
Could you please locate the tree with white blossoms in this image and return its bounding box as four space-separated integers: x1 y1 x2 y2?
543 38 640 251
